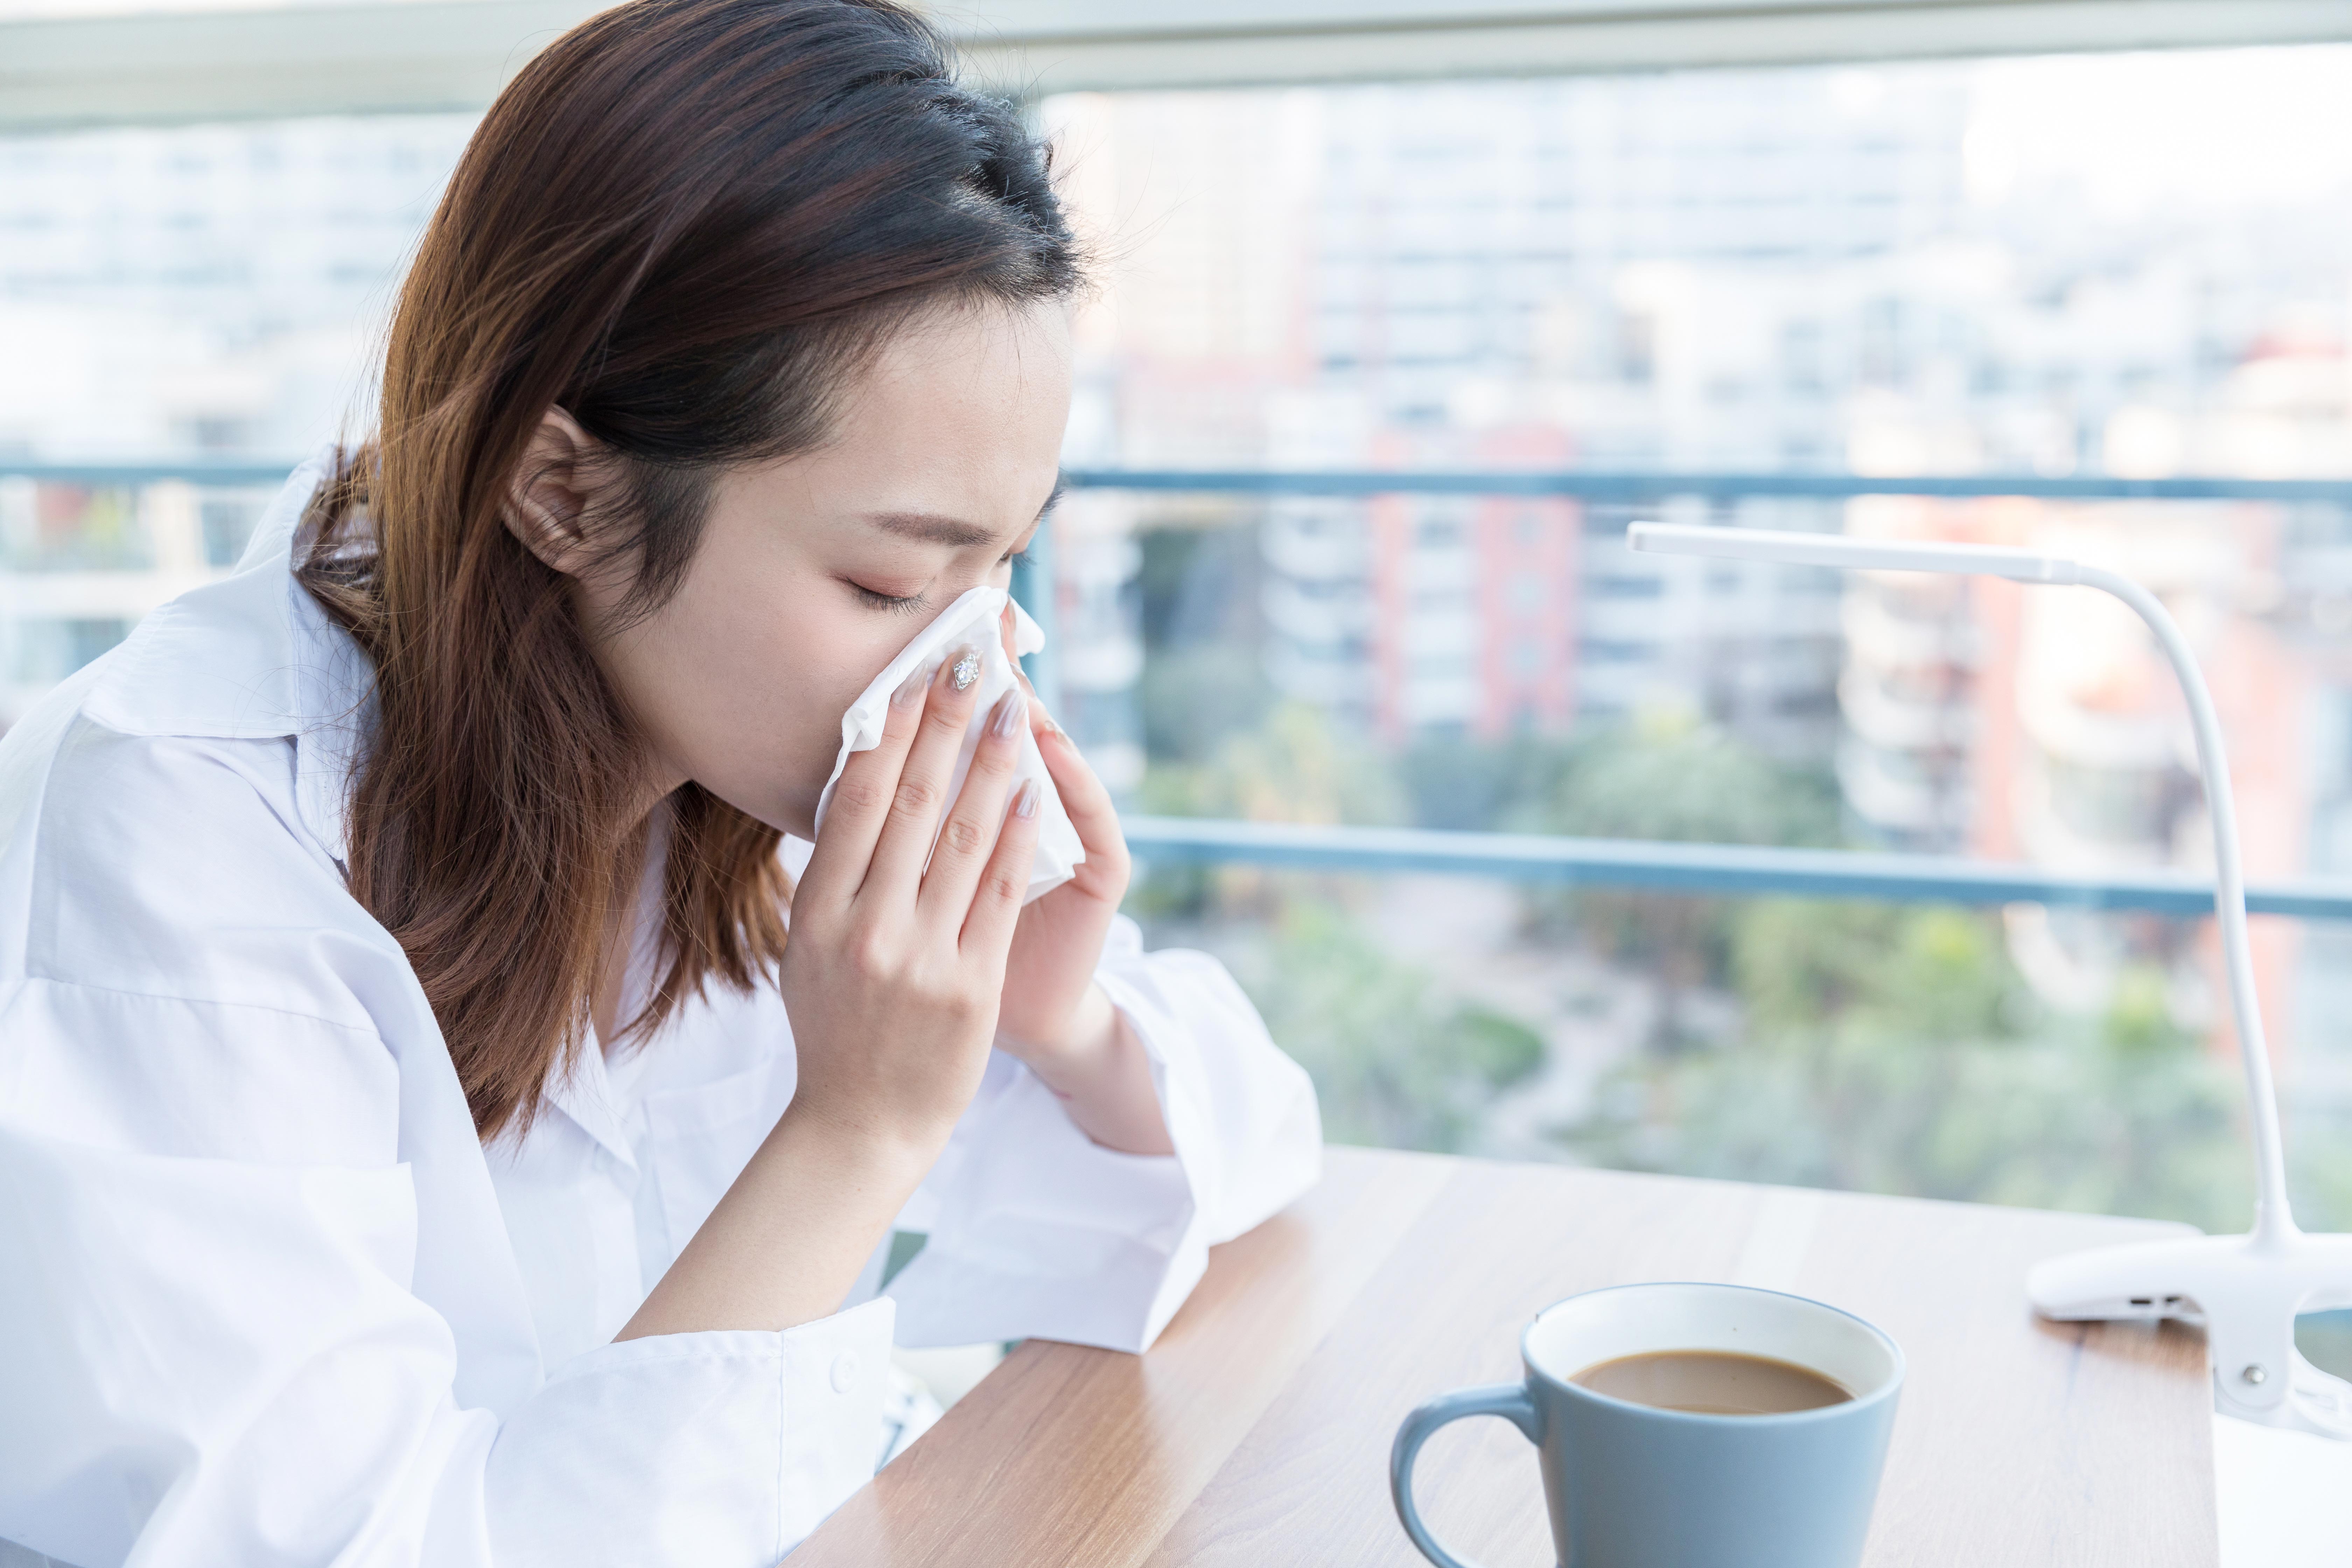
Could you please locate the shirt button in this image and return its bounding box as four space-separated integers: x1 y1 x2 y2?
831 1351 860 1393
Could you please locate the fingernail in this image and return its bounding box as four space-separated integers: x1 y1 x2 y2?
1012 779 1040 818
891 663 932 708
947 645 982 693
989 689 1026 738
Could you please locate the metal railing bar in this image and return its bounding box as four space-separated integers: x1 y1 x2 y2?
1062 469 2352 504
5 464 2348 505
0 462 297 488
1123 816 2352 922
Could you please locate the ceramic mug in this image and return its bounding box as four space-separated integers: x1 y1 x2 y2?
1390 1282 1904 1568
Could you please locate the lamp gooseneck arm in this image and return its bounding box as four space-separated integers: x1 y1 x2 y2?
1626 522 2300 1244
2071 564 2297 1243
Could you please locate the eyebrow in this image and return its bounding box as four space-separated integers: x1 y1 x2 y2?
862 479 1066 551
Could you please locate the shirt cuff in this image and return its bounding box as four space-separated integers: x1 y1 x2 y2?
484 1297 894 1567
888 923 1320 1354
886 1057 1203 1353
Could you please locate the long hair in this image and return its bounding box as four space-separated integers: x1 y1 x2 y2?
298 0 1082 1141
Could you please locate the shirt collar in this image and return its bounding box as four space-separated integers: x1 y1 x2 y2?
79 447 371 867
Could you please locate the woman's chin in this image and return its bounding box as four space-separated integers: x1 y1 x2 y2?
679 778 818 843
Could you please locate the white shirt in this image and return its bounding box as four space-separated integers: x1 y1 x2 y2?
0 451 1323 1568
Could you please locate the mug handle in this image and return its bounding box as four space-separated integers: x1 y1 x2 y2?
1389 1382 1545 1568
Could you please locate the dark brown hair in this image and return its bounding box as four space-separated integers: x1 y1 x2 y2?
299 0 1081 1140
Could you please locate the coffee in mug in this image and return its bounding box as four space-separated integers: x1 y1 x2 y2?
1571 1349 1853 1415
1391 1282 1903 1568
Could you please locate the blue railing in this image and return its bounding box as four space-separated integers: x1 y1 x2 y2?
19 462 2343 502
1 461 297 488
1121 817 2352 922
14 460 2352 922
1060 468 2352 504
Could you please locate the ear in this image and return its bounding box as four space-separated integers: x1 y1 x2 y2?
503 407 613 579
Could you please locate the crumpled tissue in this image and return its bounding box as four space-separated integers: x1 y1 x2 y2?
813 585 1084 904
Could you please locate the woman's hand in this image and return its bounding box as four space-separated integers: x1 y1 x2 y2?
618 643 1040 1339
779 641 1043 1153
990 607 1173 1156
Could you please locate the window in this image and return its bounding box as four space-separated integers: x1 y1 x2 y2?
15 41 2352 1367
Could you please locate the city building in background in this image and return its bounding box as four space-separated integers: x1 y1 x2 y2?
0 113 470 727
1040 50 2352 870
1032 51 2352 1108
0 114 472 460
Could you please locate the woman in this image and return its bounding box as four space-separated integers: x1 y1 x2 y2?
0 3 1321 1563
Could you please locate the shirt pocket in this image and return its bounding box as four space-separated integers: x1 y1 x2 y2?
643 1059 790 1258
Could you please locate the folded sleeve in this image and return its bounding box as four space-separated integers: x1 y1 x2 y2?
887 915 1322 1353
0 1069 891 1568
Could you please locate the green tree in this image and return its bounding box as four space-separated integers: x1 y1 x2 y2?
1554 898 2260 1233
1135 700 1409 923
1141 699 1405 827
1525 711 1839 1046
1396 730 1578 832
1528 710 1840 848
1136 642 1274 768
1234 902 1544 1152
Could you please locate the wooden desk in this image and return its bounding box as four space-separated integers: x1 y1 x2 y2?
794 1147 2215 1566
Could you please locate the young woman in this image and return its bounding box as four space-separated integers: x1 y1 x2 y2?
0 3 1321 1563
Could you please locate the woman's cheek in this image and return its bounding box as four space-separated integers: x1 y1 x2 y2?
765 630 892 808
685 587 930 826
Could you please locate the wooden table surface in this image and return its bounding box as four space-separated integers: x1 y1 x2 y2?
794 1146 2216 1567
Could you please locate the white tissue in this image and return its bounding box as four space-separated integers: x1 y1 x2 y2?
813 585 1085 904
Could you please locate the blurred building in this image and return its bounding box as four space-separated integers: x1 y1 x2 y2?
0 115 471 729
1055 62 2352 831
1259 419 1584 741
1057 69 1981 758
1287 72 1979 754
0 115 474 461
1045 58 2352 1063
1836 325 2352 865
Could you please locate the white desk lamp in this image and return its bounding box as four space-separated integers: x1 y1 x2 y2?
1628 520 2352 1436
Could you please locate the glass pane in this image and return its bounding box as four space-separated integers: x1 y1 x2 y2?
0 113 472 722
1065 49 2352 1232
1130 866 2352 1235
1046 50 2352 850
0 113 475 464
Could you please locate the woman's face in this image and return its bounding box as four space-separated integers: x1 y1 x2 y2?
576 300 1073 839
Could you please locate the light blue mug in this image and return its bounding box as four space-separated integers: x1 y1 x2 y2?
1391 1282 1904 1568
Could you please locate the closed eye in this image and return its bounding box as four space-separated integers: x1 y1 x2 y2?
1001 513 1046 572
849 582 931 615
849 526 1037 613
1000 483 1058 568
